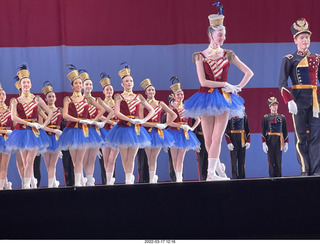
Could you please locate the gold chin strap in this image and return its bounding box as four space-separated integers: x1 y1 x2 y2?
72 91 82 97
208 45 222 56
0 104 8 109
123 91 135 96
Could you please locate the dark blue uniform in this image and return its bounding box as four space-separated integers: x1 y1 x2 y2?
225 114 250 179
261 113 288 177
279 50 320 175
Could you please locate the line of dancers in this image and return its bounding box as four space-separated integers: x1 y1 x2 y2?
0 3 254 189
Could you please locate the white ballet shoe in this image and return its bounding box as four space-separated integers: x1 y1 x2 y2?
31 178 38 189
151 175 158 183
86 177 95 186
107 177 115 185
53 180 60 188
82 177 87 186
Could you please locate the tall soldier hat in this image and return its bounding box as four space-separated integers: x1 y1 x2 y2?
208 2 225 27
170 76 182 93
140 78 153 90
100 72 111 89
17 62 30 81
66 64 80 82
291 18 312 38
267 96 279 106
42 81 54 96
79 69 90 82
118 62 131 79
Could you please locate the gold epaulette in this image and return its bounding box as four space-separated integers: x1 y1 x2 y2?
284 54 293 59
63 96 71 103
225 49 235 62
114 93 121 101
192 52 202 63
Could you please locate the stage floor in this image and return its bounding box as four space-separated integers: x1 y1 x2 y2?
1 176 320 239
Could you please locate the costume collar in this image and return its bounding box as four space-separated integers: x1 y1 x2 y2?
297 50 311 56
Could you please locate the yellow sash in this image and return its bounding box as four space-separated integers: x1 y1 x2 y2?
127 115 140 135
177 122 189 140
292 84 319 116
267 132 283 150
231 130 245 147
23 118 39 138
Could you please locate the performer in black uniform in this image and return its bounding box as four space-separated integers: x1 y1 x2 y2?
225 113 250 179
261 97 289 177
279 18 320 176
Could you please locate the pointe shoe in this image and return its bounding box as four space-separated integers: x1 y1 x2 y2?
4 181 12 190
107 177 115 185
82 177 87 186
150 175 158 183
31 178 38 189
53 180 60 188
86 177 95 186
206 170 229 181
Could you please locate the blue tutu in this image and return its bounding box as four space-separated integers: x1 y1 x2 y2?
146 127 175 148
0 136 6 153
47 134 59 152
5 127 50 153
87 127 103 148
105 124 151 149
184 89 245 118
58 127 91 150
166 128 200 151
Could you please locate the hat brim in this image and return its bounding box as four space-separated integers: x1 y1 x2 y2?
294 30 312 38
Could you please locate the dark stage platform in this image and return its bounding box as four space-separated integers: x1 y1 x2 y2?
1 176 320 239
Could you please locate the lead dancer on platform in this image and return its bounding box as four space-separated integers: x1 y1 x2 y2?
140 78 176 183
106 63 154 184
184 3 253 181
6 63 53 189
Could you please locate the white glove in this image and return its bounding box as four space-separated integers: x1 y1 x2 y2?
97 150 102 159
54 129 63 136
222 83 242 94
130 118 144 124
112 121 117 125
156 123 167 130
262 142 268 153
288 100 298 115
180 124 192 131
58 151 63 159
227 143 234 151
5 130 12 135
94 121 106 129
245 142 250 149
79 119 94 125
283 142 288 152
27 122 42 130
